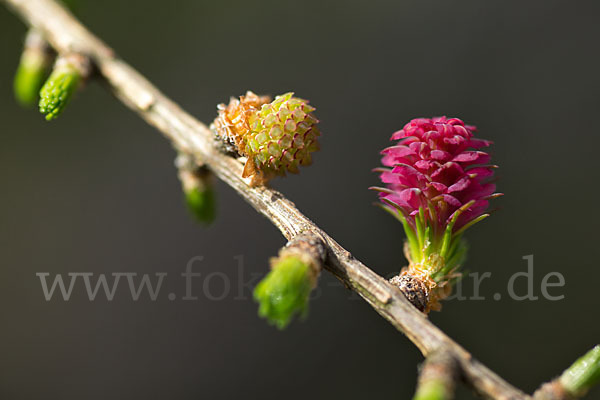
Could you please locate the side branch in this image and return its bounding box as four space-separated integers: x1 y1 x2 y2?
3 0 529 398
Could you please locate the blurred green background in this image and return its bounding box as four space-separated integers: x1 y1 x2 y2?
1 0 599 399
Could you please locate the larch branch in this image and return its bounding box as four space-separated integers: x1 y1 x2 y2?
2 0 531 399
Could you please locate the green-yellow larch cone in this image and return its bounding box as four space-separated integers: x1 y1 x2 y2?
213 91 320 185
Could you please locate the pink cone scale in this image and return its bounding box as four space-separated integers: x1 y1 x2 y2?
372 117 501 312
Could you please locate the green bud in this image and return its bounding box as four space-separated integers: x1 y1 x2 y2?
14 31 52 107
39 57 84 121
413 352 457 400
413 380 449 400
254 256 313 329
185 185 216 225
177 155 216 225
14 53 48 107
560 345 600 397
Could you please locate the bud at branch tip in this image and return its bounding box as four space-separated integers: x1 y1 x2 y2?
39 54 90 121
254 235 325 329
14 30 52 107
176 153 216 225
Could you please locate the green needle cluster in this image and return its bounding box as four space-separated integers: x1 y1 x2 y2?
39 62 81 121
412 352 457 400
414 380 449 400
14 49 49 106
185 185 216 225
177 155 217 226
560 345 600 397
13 30 51 107
254 255 313 329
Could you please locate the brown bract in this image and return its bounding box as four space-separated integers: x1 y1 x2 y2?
390 243 457 313
213 91 271 185
391 267 454 313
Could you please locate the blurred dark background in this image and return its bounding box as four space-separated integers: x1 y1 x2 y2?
1 1 599 399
